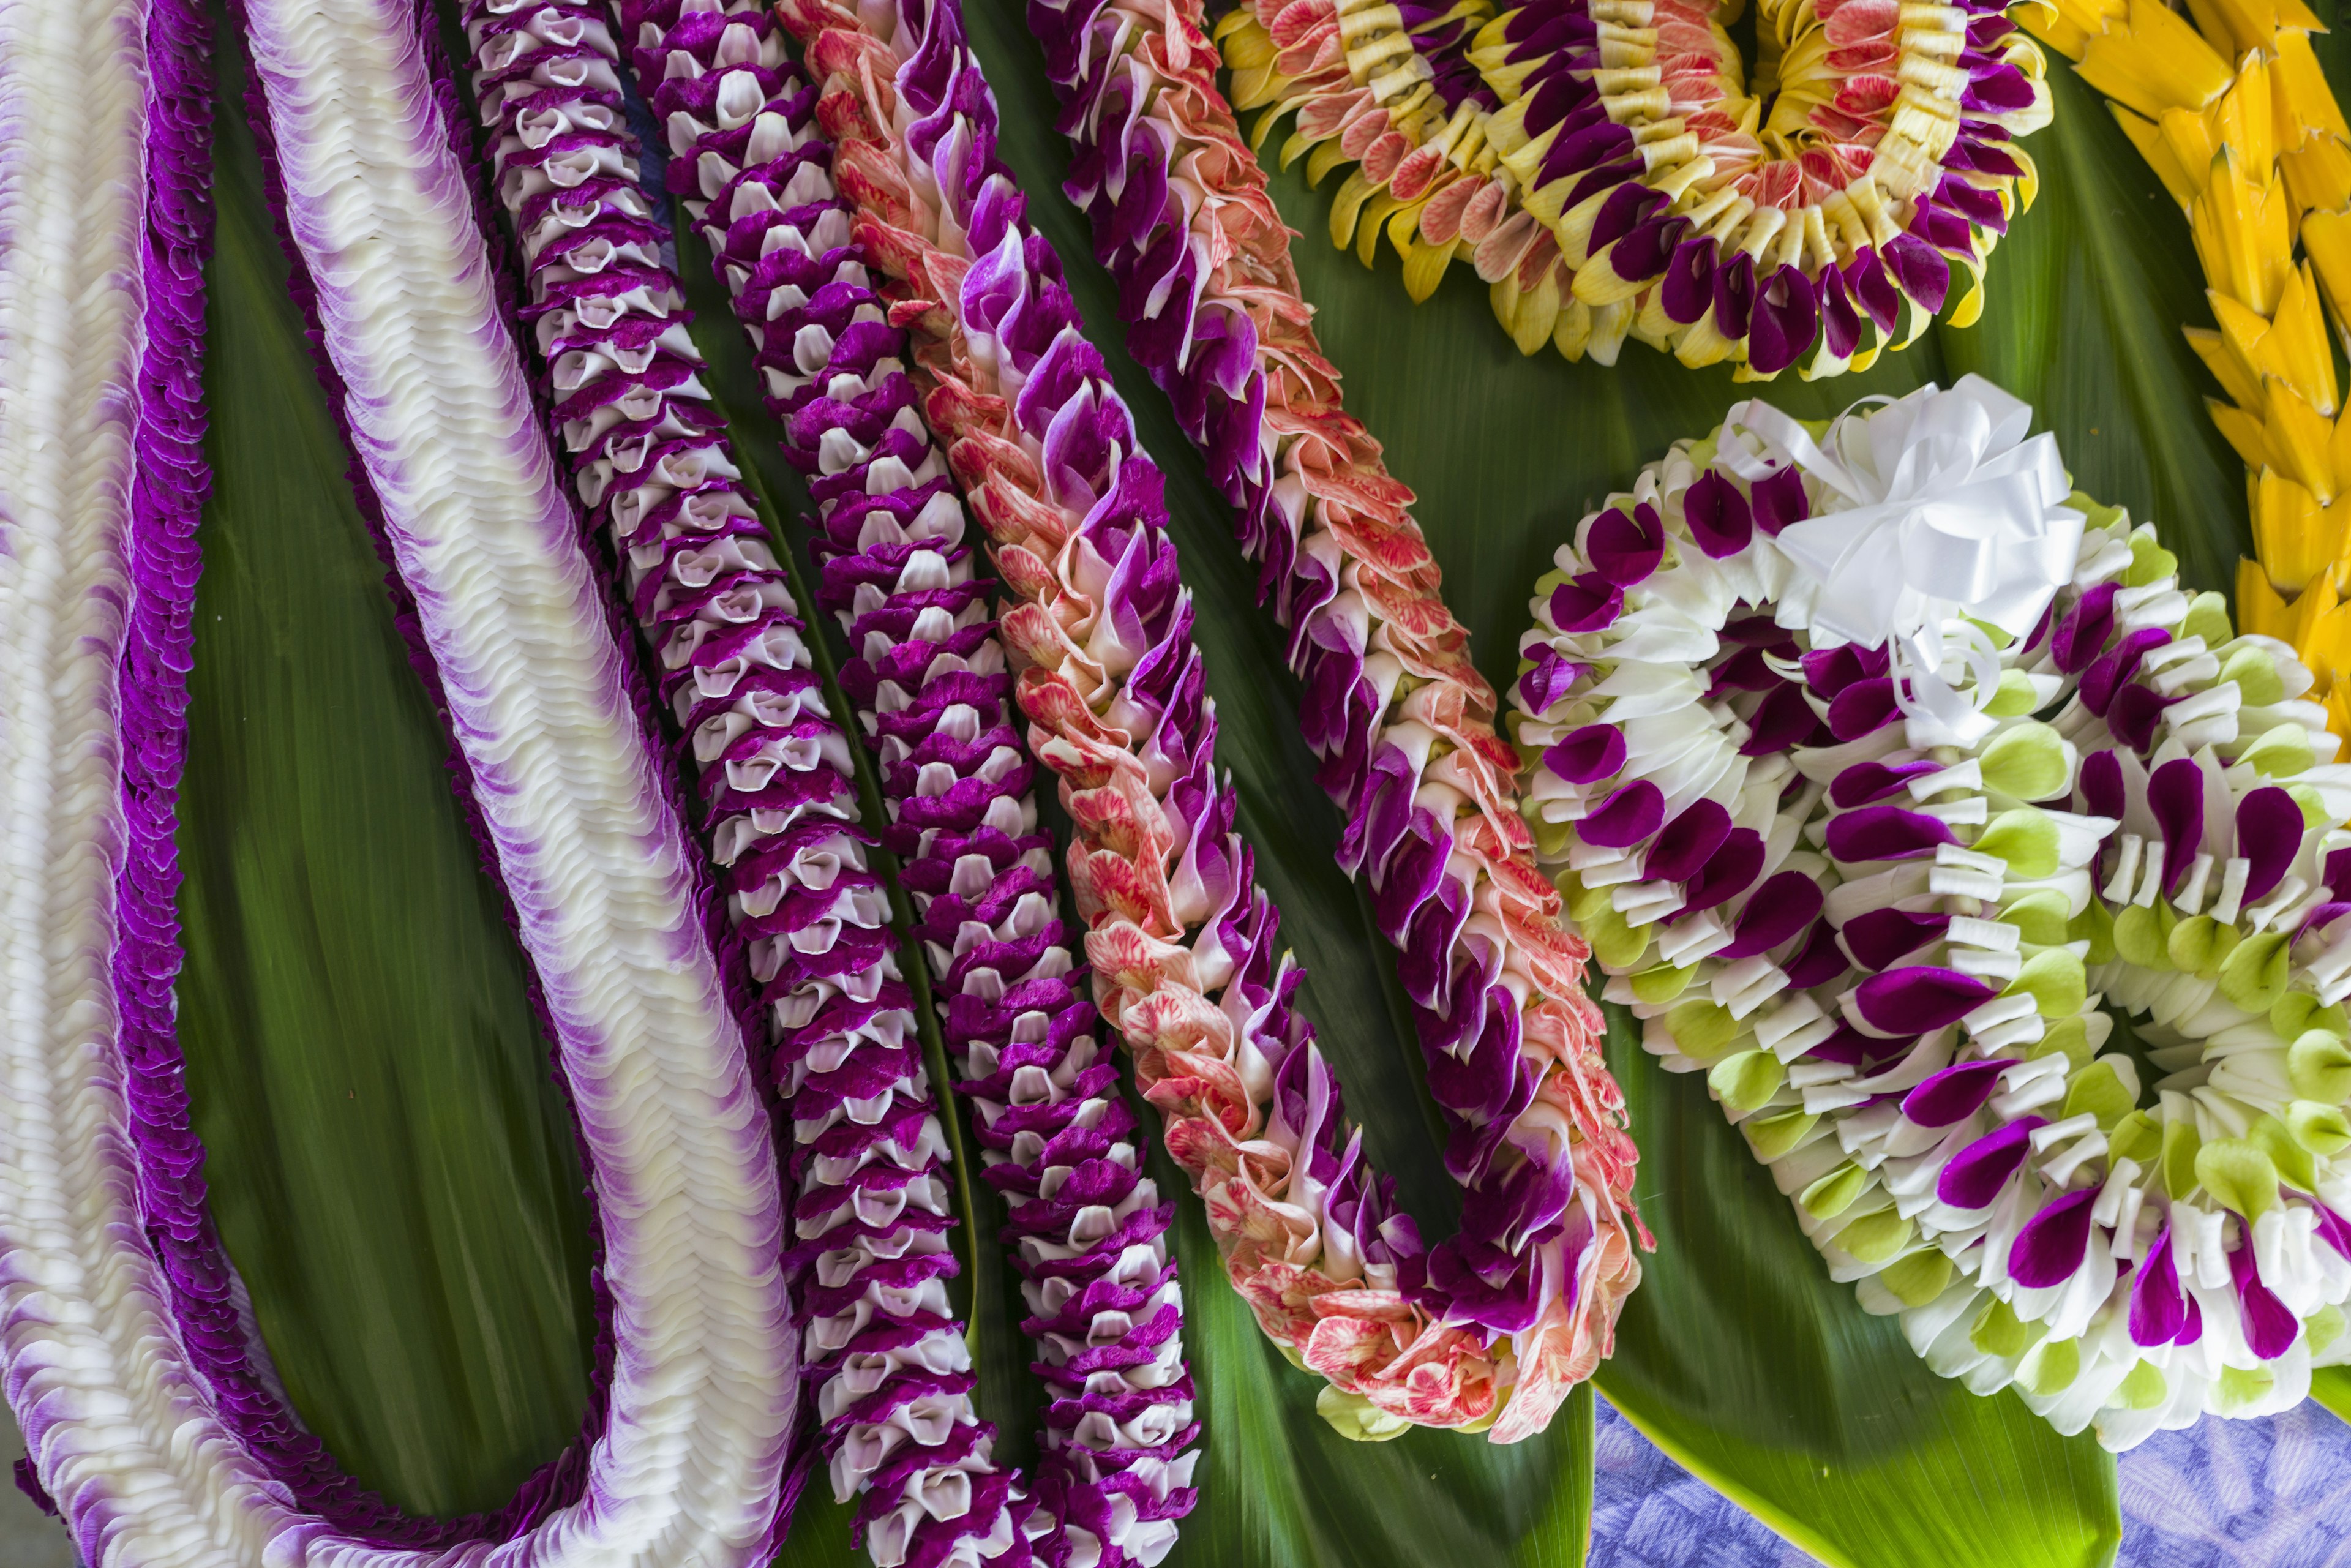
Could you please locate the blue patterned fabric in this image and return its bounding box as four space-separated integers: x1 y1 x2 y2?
1592 1397 2351 1567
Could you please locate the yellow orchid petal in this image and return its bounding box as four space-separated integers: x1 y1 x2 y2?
2282 135 2351 230
2271 263 2339 415
2185 321 2263 411
2077 0 2232 121
2189 149 2293 314
2249 468 2340 595
2274 31 2351 145
2238 555 2296 639
2208 394 2277 472
2182 0 2277 64
2300 210 2351 329
2262 378 2338 502
2121 106 2200 205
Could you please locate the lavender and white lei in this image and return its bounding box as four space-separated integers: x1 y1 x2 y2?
460 1 1202 1561
1 0 804 1559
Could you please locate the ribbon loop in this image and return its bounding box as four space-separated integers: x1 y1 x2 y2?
1713 376 2085 745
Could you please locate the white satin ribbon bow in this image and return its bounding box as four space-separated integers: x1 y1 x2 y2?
1714 375 2087 746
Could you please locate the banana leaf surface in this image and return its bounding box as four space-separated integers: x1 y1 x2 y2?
171 0 2351 1559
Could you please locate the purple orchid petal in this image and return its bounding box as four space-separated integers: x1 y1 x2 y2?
2308 1195 2351 1261
1859 966 1996 1035
1842 906 1950 970
1683 470 1754 558
2236 786 2304 904
2052 583 2118 674
1644 798 1733 885
2147 757 2205 894
2080 627 2170 715
1746 264 1820 376
1676 827 1766 917
1826 677 1900 741
2009 1187 2099 1289
1586 503 1665 586
1831 759 1941 808
1780 918 1848 987
1550 572 1624 633
2107 683 2178 752
1719 871 1824 959
2129 1224 2188 1346
1901 1057 2009 1128
1824 805 1957 864
1661 235 1717 325
2077 746 2123 821
1936 1116 2046 1210
2229 1235 2300 1360
1582 780 1665 848
1517 647 1584 713
1740 681 1823 755
1749 464 1809 536
1543 724 1626 786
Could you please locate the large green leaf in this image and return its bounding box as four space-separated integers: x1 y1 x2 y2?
170 0 2297 1553
951 7 2232 1566
180 30 594 1517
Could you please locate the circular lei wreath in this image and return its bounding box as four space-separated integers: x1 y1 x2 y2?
1509 376 2351 1449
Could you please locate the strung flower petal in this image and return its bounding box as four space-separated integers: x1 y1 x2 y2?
1518 647 1586 713
1586 503 1665 585
1740 681 1821 754
1718 871 1824 959
1830 759 1941 808
1900 1058 2009 1128
2228 1236 2300 1360
2236 786 2303 903
1551 572 1625 633
1936 1116 2046 1210
1749 465 1809 536
2077 746 2124 821
2147 757 2206 893
1677 827 1766 917
1780 920 1850 988
1824 805 1956 863
1544 724 1626 785
1682 471 1753 558
2009 1188 2099 1289
1582 780 1665 847
1825 677 1900 741
2128 1225 2189 1347
1859 967 1996 1036
1644 798 1732 885
2052 583 2118 673
1841 907 1949 970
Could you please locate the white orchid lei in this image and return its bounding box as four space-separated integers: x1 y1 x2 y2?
1512 375 2351 1450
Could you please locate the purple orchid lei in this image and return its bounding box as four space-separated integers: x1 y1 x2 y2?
768 0 1643 1442
1513 378 2351 1449
459 1 1202 1561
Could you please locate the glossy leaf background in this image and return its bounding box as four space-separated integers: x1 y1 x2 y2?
168 0 2351 1561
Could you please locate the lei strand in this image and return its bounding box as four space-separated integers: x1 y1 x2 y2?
2017 0 2351 752
606 4 1207 1559
3 0 805 1559
245 0 803 1553
465 0 1206 1560
774 0 1638 1441
1200 0 2049 375
1511 378 2351 1450
1021 0 1648 1426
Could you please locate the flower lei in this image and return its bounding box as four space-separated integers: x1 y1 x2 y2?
1512 375 2351 1450
1205 0 2051 375
462 1 1205 1562
2 0 809 1559
775 0 1641 1441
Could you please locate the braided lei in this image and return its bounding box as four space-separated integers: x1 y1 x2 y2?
1512 377 2351 1450
1202 0 2050 375
463 1 1205 1562
771 0 1643 1442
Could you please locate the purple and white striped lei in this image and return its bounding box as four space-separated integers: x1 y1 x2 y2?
2 0 804 1558
460 1 1199 1562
